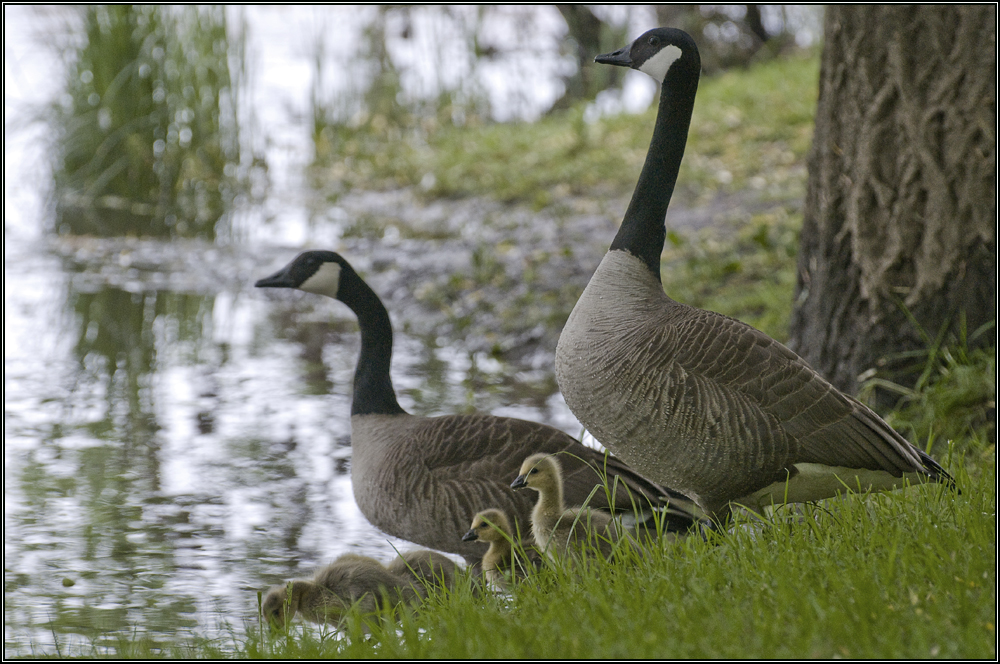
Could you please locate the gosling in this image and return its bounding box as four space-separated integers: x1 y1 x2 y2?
262 550 451 630
462 508 527 590
387 549 461 595
510 453 625 561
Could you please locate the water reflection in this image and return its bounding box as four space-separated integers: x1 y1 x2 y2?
53 5 261 240
5 5 599 657
5 237 582 655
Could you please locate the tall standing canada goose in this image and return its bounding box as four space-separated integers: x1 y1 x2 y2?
553 28 955 521
256 250 704 563
510 453 626 561
261 553 420 629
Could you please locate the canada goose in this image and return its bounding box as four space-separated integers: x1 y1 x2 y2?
386 549 461 594
462 508 531 589
261 553 418 630
256 250 704 563
511 453 626 561
553 28 955 521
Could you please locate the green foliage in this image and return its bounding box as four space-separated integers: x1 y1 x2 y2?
662 208 801 341
53 6 261 239
678 59 816 207
860 321 997 453
309 51 820 206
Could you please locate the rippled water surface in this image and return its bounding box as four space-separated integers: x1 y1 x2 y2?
4 6 595 655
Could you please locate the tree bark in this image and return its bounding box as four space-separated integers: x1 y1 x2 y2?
549 6 625 111
789 5 996 407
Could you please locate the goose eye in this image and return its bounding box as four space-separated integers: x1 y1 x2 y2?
648 35 659 47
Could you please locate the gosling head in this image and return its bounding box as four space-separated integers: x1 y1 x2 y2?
595 27 699 84
261 581 301 631
510 453 561 493
255 250 352 299
462 508 513 544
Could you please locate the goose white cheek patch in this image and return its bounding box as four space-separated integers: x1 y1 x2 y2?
639 44 683 81
300 262 342 297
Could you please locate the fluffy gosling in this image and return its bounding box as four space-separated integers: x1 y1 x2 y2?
510 453 625 561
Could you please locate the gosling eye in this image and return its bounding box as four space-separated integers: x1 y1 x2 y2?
528 468 538 475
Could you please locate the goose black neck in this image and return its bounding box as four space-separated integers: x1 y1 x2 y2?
336 267 406 417
610 55 700 281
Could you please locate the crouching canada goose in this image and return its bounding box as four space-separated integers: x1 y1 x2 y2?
462 508 536 590
256 250 704 563
553 28 956 522
261 552 421 630
511 453 628 561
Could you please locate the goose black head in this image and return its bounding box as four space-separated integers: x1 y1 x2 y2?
595 27 699 83
255 250 349 299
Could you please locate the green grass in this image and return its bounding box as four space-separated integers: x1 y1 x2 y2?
862 328 996 455
662 208 801 342
310 51 819 207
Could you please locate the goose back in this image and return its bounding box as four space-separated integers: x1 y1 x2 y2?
262 553 418 629
558 220 952 517
350 410 697 562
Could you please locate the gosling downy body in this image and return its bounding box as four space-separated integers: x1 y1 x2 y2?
387 549 461 594
553 28 955 520
511 453 625 561
256 250 703 563
262 553 418 629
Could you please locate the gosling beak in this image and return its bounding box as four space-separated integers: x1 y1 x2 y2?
510 474 528 490
595 45 632 68
461 529 479 542
255 264 297 289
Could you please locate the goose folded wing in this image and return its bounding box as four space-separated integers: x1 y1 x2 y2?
667 307 936 477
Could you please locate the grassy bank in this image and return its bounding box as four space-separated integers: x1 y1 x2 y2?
243 334 994 658
244 459 993 659
310 51 819 207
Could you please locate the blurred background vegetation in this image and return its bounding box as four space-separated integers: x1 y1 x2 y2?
306 5 820 200
45 4 993 449
52 5 265 239
51 6 820 237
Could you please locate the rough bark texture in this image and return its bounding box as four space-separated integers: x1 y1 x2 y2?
789 5 996 406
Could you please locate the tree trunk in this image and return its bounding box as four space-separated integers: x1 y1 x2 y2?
549 6 626 111
789 5 996 407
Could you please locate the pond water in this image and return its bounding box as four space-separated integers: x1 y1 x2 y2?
4 6 614 655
